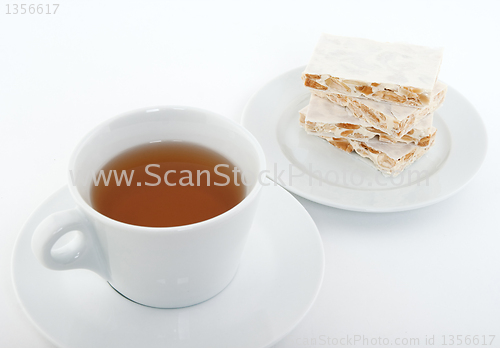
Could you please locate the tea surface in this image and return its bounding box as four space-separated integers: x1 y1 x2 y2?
91 141 245 227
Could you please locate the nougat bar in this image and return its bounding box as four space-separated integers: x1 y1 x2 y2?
299 114 436 176
299 94 436 147
302 34 444 107
322 135 435 176
312 81 446 137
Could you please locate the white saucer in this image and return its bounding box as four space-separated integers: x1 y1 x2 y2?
12 181 324 348
242 66 488 212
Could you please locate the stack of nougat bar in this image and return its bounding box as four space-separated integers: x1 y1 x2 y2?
300 34 447 176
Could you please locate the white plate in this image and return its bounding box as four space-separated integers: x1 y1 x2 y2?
242 66 487 212
12 181 324 348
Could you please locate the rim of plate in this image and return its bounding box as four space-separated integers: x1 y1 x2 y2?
242 66 488 212
12 183 325 348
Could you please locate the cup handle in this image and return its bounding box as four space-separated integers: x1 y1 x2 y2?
31 208 109 279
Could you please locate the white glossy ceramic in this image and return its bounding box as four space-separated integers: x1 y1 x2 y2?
242 66 488 212
31 106 267 308
13 182 324 348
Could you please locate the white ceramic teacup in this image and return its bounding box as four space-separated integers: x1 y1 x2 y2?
31 106 266 308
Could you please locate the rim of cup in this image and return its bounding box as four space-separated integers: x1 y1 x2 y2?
67 105 267 234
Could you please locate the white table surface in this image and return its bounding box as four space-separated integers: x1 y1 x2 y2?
1 1 499 347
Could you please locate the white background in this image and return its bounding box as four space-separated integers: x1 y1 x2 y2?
1 0 499 347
